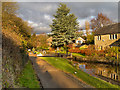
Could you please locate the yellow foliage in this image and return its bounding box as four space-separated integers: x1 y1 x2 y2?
79 45 88 50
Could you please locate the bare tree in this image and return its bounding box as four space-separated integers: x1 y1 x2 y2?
91 13 113 31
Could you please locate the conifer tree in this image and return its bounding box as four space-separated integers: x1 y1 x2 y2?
50 3 79 53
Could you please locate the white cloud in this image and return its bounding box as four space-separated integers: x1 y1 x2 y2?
27 20 38 27
43 5 52 11
78 19 86 28
32 23 38 27
34 26 51 33
78 16 96 28
44 14 52 22
17 2 118 33
28 20 34 24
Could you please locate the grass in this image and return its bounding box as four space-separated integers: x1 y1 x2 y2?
72 53 86 58
40 57 120 89
17 60 40 88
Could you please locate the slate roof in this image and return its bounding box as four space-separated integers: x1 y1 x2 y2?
94 23 120 36
109 39 120 47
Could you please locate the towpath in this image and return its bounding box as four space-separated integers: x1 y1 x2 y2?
29 53 93 88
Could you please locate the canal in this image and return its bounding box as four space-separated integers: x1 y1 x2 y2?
72 61 120 86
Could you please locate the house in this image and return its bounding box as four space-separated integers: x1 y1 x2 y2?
68 37 86 49
94 23 120 50
75 37 85 45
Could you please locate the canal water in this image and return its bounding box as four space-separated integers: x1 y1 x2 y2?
73 61 120 82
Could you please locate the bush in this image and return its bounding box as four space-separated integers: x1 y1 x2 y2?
69 45 106 57
68 48 81 53
79 45 88 50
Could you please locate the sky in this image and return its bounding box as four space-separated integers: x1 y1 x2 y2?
13 1 119 34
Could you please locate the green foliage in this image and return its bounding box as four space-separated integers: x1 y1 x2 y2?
41 57 120 88
32 47 35 52
61 47 64 51
110 46 119 54
86 32 94 44
72 53 86 58
50 3 79 48
79 45 88 50
17 60 40 88
105 47 120 57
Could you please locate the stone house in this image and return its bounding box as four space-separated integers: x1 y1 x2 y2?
94 23 120 50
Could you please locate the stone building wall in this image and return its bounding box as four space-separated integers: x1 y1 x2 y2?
94 33 120 50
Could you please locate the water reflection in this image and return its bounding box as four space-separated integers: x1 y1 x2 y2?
74 62 120 82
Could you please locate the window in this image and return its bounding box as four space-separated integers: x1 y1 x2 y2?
97 35 101 40
113 34 114 39
109 34 111 39
78 41 81 43
115 34 117 39
109 34 117 40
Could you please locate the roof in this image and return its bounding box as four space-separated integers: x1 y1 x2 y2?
109 39 120 47
76 37 85 41
94 23 120 36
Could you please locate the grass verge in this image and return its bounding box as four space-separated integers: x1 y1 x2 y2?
17 60 40 88
72 53 86 58
40 57 120 89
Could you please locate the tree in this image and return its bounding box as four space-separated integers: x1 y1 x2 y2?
36 35 49 49
28 33 37 49
50 3 79 54
91 13 113 31
28 33 49 50
2 2 18 15
2 2 32 50
86 32 94 44
85 20 90 36
2 2 32 39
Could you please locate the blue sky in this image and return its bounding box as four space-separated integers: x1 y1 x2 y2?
12 0 119 34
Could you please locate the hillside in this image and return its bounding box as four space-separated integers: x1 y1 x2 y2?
2 29 29 88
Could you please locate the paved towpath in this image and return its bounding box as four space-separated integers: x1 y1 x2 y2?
29 53 93 88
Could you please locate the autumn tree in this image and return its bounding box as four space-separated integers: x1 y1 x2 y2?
2 2 18 28
28 33 49 50
91 13 113 31
85 20 90 36
50 3 79 54
36 35 49 49
2 2 32 39
28 33 37 48
2 2 32 50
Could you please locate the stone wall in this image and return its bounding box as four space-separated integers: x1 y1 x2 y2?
2 31 29 88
